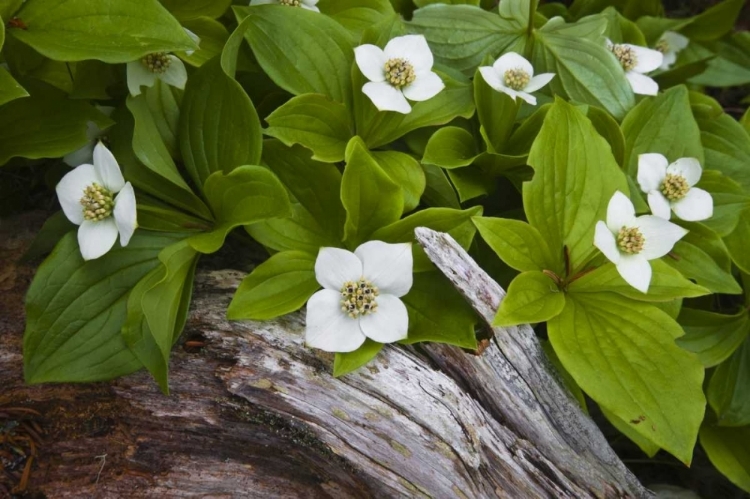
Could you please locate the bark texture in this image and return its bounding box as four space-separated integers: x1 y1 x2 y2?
0 212 651 498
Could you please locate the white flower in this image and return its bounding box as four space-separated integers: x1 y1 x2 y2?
478 52 555 106
127 53 188 96
607 39 663 96
63 106 115 167
655 31 689 70
306 241 413 353
354 34 444 114
250 0 319 12
594 191 687 293
183 28 201 56
637 153 713 222
56 142 138 261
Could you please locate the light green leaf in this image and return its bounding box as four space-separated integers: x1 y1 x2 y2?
333 339 385 377
372 150 426 214
422 126 480 169
0 1 22 20
474 69 519 153
549 293 705 464
247 206 340 255
136 200 211 233
265 93 354 163
678 309 749 368
228 251 319 320
446 166 494 202
494 271 565 327
0 66 27 106
541 340 588 413
694 106 750 192
709 338 750 427
318 0 395 40
473 216 559 273
697 170 750 237
586 105 625 167
679 0 745 42
11 0 197 63
725 210 750 275
177 17 230 67
700 425 750 494
160 0 232 20
180 57 263 189
189 166 292 254
601 405 660 458
401 272 477 349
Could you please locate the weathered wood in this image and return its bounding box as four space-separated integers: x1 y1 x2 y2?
0 213 650 498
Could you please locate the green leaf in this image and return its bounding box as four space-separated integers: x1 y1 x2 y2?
708 337 750 427
318 0 395 40
372 150 426 214
234 5 354 104
474 69 519 153
422 126 480 169
568 260 710 302
422 164 461 208
69 60 119 100
694 107 750 192
22 211 75 262
265 93 354 163
177 17 230 67
678 309 749 368
725 211 750 275
679 0 745 42
189 166 292 254
541 340 588 413
700 425 750 494
11 0 197 63
524 98 628 271
159 0 232 20
0 1 22 20
227 251 319 320
697 171 750 237
24 231 184 383
586 105 625 167
333 339 385 377
180 57 263 189
601 6 646 46
447 166 494 202
473 216 559 273
136 200 211 233
494 271 565 327
341 137 403 247
601 405 660 458
0 67 27 106
401 272 477 349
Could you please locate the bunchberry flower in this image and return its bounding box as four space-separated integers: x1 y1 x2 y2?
655 31 689 70
478 52 555 106
607 39 663 96
250 0 319 11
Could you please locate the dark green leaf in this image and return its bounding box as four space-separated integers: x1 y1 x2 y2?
678 309 748 368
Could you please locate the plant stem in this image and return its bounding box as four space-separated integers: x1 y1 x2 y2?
527 0 536 38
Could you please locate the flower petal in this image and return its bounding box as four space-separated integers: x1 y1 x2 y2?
402 71 444 102
159 56 188 90
648 191 672 220
663 31 689 51
358 294 408 343
671 188 713 222
515 91 536 106
478 66 504 92
660 51 677 70
126 61 157 96
524 73 555 92
354 241 413 297
354 44 387 82
384 35 433 73
493 52 533 77
667 157 702 186
56 164 98 225
606 191 637 233
594 221 621 264
184 28 201 55
625 44 663 73
300 4 320 11
637 153 668 192
78 218 119 261
315 247 363 290
625 71 659 96
302 0 320 7
114 182 138 247
305 290 367 353
63 141 95 167
616 254 652 293
362 81 411 114
93 142 125 192
636 215 688 260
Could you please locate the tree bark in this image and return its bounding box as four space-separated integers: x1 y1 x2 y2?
0 212 651 498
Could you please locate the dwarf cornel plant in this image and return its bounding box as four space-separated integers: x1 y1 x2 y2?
2 0 750 491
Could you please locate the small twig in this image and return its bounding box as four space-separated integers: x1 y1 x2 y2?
94 454 107 484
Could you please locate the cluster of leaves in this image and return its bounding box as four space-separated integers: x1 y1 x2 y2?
2 0 750 491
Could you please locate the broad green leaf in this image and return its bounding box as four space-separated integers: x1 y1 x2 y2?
473 216 559 273
601 405 660 458
541 340 588 413
24 231 183 383
422 164 461 208
700 425 750 494
401 272 477 349
601 6 646 46
142 80 181 159
415 0 479 5
694 107 750 192
709 338 750 427
160 0 232 20
474 69 519 153
11 0 197 63
69 60 119 99
725 211 750 275
679 0 745 42
621 85 703 178
180 57 262 189
0 67 27 106
494 271 565 327
447 166 494 202
689 36 750 88
189 166 292 254
568 260 710 302
678 309 749 368
247 206 340 255
372 150 426 214
586 105 625 167
318 0 394 40
341 137 403 247
524 98 628 271
265 93 354 163
22 211 75 262
136 200 211 233
227 251 319 320
549 293 705 464
178 17 230 67
422 126 480 169
333 339 385 377
697 170 750 237
234 5 354 104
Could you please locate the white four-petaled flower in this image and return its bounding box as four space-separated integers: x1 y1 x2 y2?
637 153 713 222
126 28 199 96
607 39 663 96
56 143 138 261
250 0 319 11
478 52 555 106
594 191 687 293
656 31 689 70
355 34 444 114
306 241 413 353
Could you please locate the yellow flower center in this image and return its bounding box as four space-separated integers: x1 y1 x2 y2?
660 173 689 201
279 0 301 5
611 45 638 71
504 68 530 91
141 53 171 74
384 58 416 88
655 39 669 54
340 279 379 319
617 227 645 254
80 183 114 221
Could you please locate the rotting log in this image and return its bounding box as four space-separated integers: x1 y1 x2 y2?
0 212 652 498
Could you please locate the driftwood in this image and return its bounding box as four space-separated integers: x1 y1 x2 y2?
0 211 652 498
